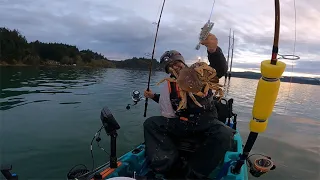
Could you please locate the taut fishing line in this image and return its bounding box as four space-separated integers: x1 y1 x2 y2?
197 0 216 63
279 0 300 113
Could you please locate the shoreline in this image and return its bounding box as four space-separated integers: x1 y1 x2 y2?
0 62 164 71
1 63 319 86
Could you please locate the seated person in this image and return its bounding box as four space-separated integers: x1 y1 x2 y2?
143 34 235 179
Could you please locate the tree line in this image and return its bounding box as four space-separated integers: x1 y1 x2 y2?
0 27 161 69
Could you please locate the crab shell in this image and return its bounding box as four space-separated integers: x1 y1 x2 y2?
176 67 204 94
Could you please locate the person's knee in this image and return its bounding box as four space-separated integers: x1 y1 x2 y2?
143 116 160 130
207 123 235 146
217 127 235 150
143 116 167 130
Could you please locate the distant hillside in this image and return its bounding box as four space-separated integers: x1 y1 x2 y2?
109 57 162 70
1 27 318 85
0 27 162 69
0 27 117 67
228 71 319 85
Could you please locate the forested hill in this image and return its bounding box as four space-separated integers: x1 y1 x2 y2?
0 27 161 69
109 58 160 70
1 27 318 85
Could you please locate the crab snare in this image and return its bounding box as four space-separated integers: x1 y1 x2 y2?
195 0 216 50
195 20 215 50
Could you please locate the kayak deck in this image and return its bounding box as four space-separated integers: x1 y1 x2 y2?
67 98 249 180
86 126 248 180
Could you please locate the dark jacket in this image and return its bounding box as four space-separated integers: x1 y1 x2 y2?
207 46 228 78
152 47 227 103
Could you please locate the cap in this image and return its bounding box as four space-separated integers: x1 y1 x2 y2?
160 50 185 73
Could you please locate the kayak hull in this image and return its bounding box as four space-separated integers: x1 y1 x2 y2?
86 124 248 180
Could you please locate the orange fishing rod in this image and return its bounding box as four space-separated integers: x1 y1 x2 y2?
232 0 286 173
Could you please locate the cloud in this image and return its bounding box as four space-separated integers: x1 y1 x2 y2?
0 0 319 76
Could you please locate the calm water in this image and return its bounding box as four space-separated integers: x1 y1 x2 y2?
0 66 319 180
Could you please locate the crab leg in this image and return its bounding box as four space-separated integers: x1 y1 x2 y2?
168 67 179 78
177 90 187 111
208 82 223 88
202 83 210 96
208 84 224 101
207 73 217 80
193 83 209 98
188 92 203 108
156 77 176 86
194 64 217 78
195 91 206 97
209 76 220 83
194 67 204 77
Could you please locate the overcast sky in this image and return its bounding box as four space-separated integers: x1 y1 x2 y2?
1 0 319 77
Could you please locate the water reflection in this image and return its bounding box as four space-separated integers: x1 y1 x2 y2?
0 66 107 110
1 67 319 120
219 76 320 120
1 67 319 180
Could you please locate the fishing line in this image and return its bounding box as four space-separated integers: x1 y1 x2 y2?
196 0 216 64
68 125 110 179
90 125 104 171
96 129 110 155
266 0 299 165
279 0 299 113
208 0 216 20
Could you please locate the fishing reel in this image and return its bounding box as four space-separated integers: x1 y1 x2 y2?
247 154 276 177
195 20 214 50
126 90 145 110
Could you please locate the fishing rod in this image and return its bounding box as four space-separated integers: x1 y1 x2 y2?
232 0 285 173
228 30 235 80
225 28 231 80
223 30 234 97
143 0 166 117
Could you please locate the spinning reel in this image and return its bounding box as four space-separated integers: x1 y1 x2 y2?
247 155 276 177
126 90 144 110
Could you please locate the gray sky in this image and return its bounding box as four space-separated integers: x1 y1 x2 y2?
1 0 319 77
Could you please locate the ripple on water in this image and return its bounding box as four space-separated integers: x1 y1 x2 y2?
1 68 319 180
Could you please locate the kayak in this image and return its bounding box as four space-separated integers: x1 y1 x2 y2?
80 130 247 180
65 97 249 180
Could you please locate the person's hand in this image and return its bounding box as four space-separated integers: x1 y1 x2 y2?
200 33 218 53
144 89 154 99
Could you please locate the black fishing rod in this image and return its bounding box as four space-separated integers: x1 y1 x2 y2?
224 28 231 80
232 0 284 174
228 30 234 80
143 0 166 117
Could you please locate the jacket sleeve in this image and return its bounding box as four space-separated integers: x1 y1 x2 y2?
207 46 228 78
152 93 160 103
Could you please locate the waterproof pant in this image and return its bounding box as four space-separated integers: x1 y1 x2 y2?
143 112 236 178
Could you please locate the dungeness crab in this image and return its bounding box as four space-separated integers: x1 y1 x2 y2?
157 62 224 111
